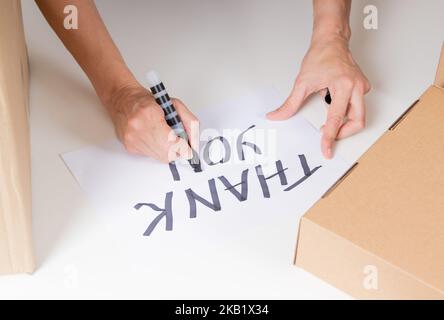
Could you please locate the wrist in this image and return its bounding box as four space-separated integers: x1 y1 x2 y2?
311 0 351 46
95 63 140 110
311 23 351 47
103 81 143 120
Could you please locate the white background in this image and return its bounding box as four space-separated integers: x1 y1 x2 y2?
1 0 443 299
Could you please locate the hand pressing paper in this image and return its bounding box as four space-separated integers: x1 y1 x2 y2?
62 89 350 241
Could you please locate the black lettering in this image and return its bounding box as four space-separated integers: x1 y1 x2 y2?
185 179 221 218
255 160 288 198
237 125 262 160
134 191 173 236
218 169 249 201
203 136 231 165
284 154 322 191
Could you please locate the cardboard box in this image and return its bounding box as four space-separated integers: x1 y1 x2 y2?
0 0 35 274
295 44 444 299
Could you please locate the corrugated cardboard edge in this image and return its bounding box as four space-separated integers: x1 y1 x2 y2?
434 43 444 88
295 217 444 299
321 163 359 199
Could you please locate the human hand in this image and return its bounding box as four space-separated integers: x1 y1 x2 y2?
267 38 371 159
106 84 199 163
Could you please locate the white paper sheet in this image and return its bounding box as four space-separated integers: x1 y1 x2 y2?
61 89 351 298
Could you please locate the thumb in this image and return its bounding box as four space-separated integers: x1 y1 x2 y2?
266 82 310 120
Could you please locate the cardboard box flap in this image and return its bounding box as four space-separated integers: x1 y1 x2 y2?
304 85 444 293
434 43 444 88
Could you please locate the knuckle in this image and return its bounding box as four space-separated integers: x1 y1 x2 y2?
338 76 354 90
356 78 371 94
322 132 335 143
295 78 308 92
364 80 372 93
144 105 164 122
327 114 344 127
127 116 140 130
354 80 366 94
294 77 305 87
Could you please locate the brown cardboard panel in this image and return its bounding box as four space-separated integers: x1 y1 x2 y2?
0 0 35 274
434 43 444 88
297 85 444 298
296 218 443 299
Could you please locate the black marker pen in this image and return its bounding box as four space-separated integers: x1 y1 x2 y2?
146 70 202 172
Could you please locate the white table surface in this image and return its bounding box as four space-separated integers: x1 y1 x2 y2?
1 0 442 299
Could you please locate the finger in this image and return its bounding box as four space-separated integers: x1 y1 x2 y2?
124 142 144 156
172 98 200 151
336 89 366 140
129 105 170 161
169 137 193 161
319 88 328 99
121 125 153 157
126 135 156 158
133 119 176 163
154 122 193 163
321 88 352 159
266 81 312 120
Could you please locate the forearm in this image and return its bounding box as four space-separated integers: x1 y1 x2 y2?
35 0 138 106
312 0 351 45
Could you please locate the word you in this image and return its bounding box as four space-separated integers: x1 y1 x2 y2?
168 124 267 180
134 125 321 236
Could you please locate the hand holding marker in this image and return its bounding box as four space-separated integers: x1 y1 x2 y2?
146 71 202 172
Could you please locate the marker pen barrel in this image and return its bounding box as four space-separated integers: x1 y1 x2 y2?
146 71 202 172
